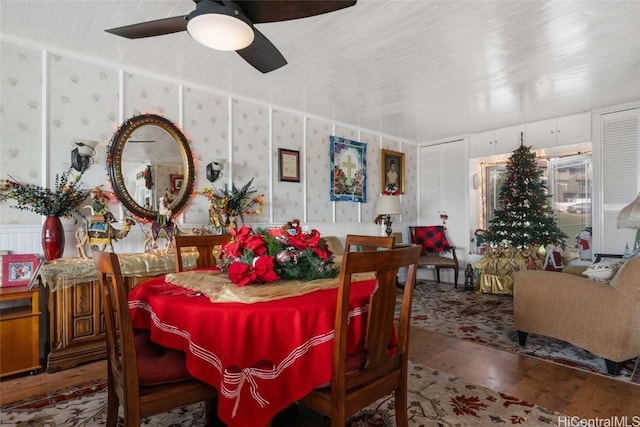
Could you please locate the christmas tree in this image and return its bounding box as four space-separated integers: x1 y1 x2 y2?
485 141 567 249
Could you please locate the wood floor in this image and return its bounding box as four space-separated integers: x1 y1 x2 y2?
2 326 639 421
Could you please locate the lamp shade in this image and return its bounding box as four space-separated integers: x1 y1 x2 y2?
617 193 640 229
375 195 402 216
187 2 254 51
73 139 98 156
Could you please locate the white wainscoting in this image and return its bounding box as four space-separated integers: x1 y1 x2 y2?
0 220 462 285
0 221 408 258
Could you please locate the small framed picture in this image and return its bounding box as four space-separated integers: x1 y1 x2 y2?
278 148 300 182
170 174 184 194
381 149 405 195
1 254 42 288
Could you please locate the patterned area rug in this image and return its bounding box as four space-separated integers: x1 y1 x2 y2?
409 280 639 383
0 362 566 426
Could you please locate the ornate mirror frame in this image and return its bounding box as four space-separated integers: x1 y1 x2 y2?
108 114 195 221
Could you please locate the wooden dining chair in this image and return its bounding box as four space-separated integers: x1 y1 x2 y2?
344 234 395 252
174 234 232 272
299 244 421 427
92 251 217 426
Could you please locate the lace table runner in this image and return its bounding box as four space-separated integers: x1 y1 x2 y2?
165 270 376 304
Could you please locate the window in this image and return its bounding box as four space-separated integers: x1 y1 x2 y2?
484 154 592 254
485 164 507 224
548 155 592 251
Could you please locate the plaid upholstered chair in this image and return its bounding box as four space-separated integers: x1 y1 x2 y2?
409 226 459 287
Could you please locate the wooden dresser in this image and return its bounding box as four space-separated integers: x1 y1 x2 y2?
38 252 197 372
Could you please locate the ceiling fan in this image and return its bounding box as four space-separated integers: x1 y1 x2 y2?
105 0 357 73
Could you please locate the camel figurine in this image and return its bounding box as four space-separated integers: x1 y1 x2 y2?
142 191 177 252
142 221 177 252
75 205 137 258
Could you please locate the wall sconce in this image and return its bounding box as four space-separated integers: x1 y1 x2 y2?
71 139 98 172
206 159 225 182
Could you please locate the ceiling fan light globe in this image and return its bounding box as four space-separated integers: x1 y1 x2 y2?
187 13 254 51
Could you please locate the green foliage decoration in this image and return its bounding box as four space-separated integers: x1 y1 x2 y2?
0 168 91 222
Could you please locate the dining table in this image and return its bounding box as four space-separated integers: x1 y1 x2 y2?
128 268 379 427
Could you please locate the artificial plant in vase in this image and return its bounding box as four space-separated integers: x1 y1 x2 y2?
0 168 91 260
199 178 265 232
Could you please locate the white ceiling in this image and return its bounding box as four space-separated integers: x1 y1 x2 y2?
2 0 640 143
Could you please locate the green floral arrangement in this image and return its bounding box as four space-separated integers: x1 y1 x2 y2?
0 168 91 222
199 178 265 228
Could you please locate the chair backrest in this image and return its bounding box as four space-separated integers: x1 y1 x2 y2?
610 254 640 291
409 225 452 252
324 236 345 257
333 245 421 397
92 251 141 410
344 234 394 252
174 234 232 272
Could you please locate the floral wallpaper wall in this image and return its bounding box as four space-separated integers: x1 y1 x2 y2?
401 143 418 222
306 118 334 223
359 131 382 223
231 99 270 225
123 72 178 121
272 109 304 223
49 54 118 194
0 42 43 224
183 87 229 224
0 39 415 245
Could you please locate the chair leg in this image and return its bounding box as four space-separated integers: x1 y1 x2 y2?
394 387 409 427
106 383 119 427
272 403 299 427
604 359 621 375
204 398 224 426
453 267 459 288
331 401 347 427
435 267 441 283
517 330 528 346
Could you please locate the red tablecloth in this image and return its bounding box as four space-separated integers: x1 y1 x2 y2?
128 274 376 427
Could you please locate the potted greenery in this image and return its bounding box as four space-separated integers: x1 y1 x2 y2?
199 178 265 233
0 168 91 260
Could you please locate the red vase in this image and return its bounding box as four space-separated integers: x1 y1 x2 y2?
42 216 65 261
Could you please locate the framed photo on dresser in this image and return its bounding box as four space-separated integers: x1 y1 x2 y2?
1 254 42 288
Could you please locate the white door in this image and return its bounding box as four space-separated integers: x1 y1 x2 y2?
419 139 467 254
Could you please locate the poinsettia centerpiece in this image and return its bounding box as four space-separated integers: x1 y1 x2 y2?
220 220 338 286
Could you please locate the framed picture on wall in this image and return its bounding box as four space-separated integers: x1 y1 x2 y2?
1 254 42 288
278 148 300 182
170 174 184 194
330 136 367 203
381 149 405 194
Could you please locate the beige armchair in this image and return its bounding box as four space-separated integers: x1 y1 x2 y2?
513 255 640 375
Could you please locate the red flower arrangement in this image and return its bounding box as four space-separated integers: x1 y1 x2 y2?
220 220 338 287
383 184 400 195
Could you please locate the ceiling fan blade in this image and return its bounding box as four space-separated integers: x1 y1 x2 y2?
105 16 188 39
235 0 357 23
236 27 287 73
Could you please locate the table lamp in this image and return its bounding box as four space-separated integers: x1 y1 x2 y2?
375 195 402 236
617 192 640 246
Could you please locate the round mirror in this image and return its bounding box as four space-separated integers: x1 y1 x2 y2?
108 114 195 221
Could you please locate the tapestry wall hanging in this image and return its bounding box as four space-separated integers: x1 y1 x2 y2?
330 136 367 203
